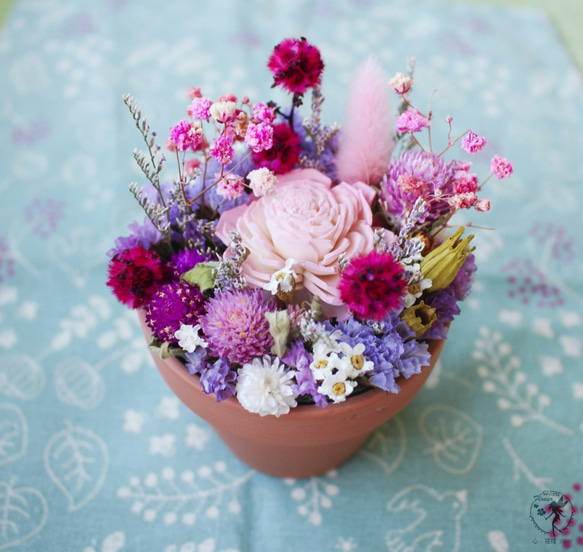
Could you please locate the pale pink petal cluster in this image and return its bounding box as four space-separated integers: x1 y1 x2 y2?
216 174 245 200
245 122 274 153
395 109 430 133
461 131 487 153
216 169 376 317
389 71 413 94
247 167 277 196
490 155 513 179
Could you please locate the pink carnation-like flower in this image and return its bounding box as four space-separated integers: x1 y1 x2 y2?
461 131 487 153
490 154 513 179
187 97 213 120
475 198 491 212
200 289 275 365
251 122 301 174
267 37 324 95
338 250 407 321
395 109 430 133
106 245 167 309
169 120 202 152
252 102 276 123
389 72 413 94
216 174 245 200
216 168 376 317
210 134 235 165
245 122 274 153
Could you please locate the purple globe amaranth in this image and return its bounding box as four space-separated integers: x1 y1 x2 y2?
146 280 205 344
380 150 456 229
199 288 276 365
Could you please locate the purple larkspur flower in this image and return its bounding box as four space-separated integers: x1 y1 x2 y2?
200 357 237 402
199 288 276 365
380 150 456 229
450 252 477 301
421 287 460 340
107 218 162 258
170 248 210 279
146 280 205 343
282 340 328 407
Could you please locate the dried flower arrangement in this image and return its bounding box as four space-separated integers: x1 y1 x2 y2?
107 37 512 417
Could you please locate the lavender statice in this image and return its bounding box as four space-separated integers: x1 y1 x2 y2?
282 340 328 407
213 231 248 292
200 357 237 402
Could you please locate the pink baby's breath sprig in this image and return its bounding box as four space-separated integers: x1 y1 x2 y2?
490 154 513 179
461 131 487 154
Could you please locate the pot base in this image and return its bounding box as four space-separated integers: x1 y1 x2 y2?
139 310 445 478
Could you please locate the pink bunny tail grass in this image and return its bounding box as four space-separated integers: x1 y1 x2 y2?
335 56 394 186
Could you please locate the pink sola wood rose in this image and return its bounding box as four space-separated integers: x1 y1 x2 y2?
216 168 376 317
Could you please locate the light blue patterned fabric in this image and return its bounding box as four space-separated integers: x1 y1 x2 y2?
0 1 582 550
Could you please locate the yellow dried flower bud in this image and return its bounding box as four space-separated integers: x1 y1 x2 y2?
420 227 474 292
401 301 437 337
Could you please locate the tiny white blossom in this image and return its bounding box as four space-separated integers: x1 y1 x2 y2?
318 371 357 404
236 356 297 417
174 324 208 353
310 340 344 381
264 258 297 295
338 342 374 379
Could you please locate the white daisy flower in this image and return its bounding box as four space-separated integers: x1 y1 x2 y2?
338 342 374 379
318 372 357 404
310 340 344 381
264 258 297 295
174 324 208 353
236 356 297 417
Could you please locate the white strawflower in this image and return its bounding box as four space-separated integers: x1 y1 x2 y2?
174 324 208 353
209 101 237 124
236 356 298 417
389 71 413 94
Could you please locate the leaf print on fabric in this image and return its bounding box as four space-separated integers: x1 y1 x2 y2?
44 421 108 511
0 403 27 466
117 464 253 525
285 471 340 526
419 404 483 474
359 416 406 475
0 477 48 550
385 485 468 552
474 327 572 435
0 351 45 400
54 357 105 410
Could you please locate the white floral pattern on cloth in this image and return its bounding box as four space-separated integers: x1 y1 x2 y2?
0 0 582 550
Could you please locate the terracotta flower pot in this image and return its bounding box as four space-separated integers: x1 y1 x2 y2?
138 310 446 478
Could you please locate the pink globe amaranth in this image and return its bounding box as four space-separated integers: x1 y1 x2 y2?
216 168 376 317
